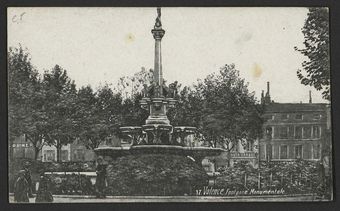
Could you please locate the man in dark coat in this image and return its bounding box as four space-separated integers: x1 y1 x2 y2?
95 157 107 198
23 161 34 197
14 170 29 203
35 173 53 203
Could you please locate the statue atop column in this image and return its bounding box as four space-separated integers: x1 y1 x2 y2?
155 7 162 29
152 7 165 40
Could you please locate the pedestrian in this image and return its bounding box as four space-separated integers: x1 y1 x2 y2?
95 157 107 198
23 161 34 197
14 170 29 203
35 173 54 203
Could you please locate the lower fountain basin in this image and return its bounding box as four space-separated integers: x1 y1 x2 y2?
94 145 225 164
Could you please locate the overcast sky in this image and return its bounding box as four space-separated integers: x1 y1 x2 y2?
7 7 328 103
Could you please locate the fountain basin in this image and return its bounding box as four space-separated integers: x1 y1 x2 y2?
94 145 225 164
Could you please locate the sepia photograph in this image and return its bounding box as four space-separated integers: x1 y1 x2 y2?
7 7 332 203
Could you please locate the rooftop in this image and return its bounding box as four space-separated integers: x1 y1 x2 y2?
264 103 330 113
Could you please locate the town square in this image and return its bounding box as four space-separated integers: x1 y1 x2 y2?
7 7 332 202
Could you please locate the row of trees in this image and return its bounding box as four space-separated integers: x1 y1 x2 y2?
9 46 131 161
167 64 263 151
8 45 263 161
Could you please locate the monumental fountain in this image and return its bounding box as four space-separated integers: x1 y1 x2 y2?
94 8 224 195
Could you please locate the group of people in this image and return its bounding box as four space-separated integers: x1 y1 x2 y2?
13 158 108 203
13 161 53 203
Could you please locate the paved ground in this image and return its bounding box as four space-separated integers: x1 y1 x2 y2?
8 194 319 203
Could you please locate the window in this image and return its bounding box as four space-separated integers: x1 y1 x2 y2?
288 126 294 138
265 115 274 121
280 145 288 159
281 114 289 120
279 126 288 139
303 126 312 139
73 149 85 161
312 126 321 138
61 150 69 161
295 126 303 139
265 126 273 138
313 144 321 159
295 114 303 120
266 144 272 161
260 144 266 160
45 150 55 162
294 145 303 159
313 114 321 120
245 141 253 151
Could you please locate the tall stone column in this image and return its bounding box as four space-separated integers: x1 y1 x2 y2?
151 7 165 96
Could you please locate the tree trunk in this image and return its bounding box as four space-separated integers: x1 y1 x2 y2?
34 146 41 160
226 150 232 167
27 136 42 160
56 141 61 162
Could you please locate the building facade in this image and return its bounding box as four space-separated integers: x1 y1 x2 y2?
11 134 35 159
40 140 96 162
259 82 330 162
11 136 96 162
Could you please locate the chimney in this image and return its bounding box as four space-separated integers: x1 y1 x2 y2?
266 82 270 96
309 90 312 103
264 81 271 104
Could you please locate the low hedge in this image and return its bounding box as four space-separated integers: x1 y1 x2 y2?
215 159 330 197
48 174 95 195
9 158 96 193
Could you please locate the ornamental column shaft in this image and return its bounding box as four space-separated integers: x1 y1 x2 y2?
151 7 165 93
154 36 163 86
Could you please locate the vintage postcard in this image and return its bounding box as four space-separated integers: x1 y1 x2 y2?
7 7 332 203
